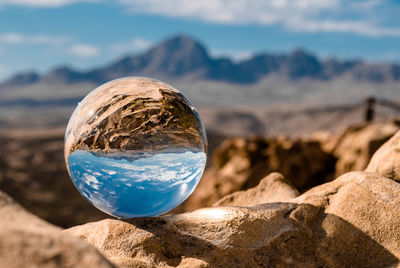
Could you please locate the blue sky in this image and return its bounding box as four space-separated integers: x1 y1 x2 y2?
0 0 399 81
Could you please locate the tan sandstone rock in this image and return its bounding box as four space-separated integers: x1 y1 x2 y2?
366 130 400 181
293 171 400 266
66 170 400 267
211 135 336 192
213 172 299 207
0 191 114 268
331 119 400 176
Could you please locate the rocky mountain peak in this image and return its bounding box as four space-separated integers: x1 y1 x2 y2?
285 48 322 78
141 34 211 76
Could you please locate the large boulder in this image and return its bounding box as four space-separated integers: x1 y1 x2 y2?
66 170 400 267
213 172 299 207
293 171 400 266
331 119 400 176
0 190 114 268
211 135 336 191
366 130 400 181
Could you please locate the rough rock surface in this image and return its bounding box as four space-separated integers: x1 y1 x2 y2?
66 172 400 268
211 136 336 191
331 119 400 176
366 130 400 181
213 172 299 207
0 190 114 268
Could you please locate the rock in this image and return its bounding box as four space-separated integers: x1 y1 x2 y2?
174 135 335 212
331 119 400 176
293 171 400 267
66 171 400 267
213 172 299 207
0 190 114 268
212 135 336 191
67 204 316 267
366 130 400 181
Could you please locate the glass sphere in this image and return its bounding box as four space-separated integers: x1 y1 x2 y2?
64 77 207 218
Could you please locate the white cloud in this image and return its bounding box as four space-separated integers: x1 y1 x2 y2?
0 0 99 8
118 0 340 25
0 32 99 58
69 43 99 57
117 0 400 37
350 0 380 10
287 19 400 37
112 37 153 55
0 32 69 45
0 33 23 43
131 37 152 50
2 0 398 37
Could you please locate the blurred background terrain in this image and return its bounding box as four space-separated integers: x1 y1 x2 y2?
0 0 399 228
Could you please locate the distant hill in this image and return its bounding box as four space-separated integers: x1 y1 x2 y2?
1 34 400 90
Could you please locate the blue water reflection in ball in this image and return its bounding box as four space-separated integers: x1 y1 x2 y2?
64 77 207 218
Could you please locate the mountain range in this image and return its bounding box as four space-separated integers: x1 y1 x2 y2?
1 34 400 90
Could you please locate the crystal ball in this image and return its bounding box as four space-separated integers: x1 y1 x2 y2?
64 77 207 218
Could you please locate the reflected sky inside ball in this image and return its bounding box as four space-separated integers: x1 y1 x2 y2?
68 150 206 218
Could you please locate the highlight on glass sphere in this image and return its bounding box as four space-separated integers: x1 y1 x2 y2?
64 77 207 218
